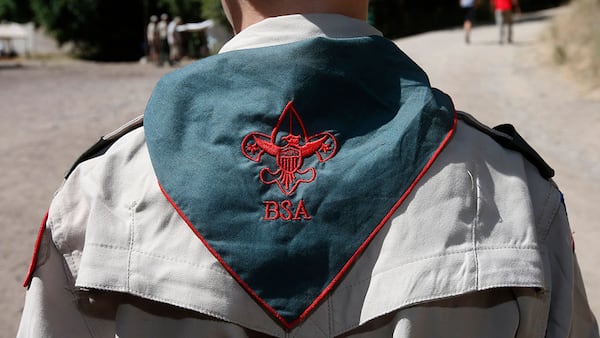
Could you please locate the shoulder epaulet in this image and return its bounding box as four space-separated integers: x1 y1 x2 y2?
457 111 555 179
64 115 144 179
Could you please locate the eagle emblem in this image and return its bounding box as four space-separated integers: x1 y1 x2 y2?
242 101 338 195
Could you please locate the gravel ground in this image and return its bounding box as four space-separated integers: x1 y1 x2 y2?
1 8 598 337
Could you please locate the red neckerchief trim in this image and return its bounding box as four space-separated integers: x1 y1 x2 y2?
23 211 49 287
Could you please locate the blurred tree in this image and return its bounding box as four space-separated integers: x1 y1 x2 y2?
150 0 203 22
201 0 229 27
28 0 225 61
31 0 146 61
370 0 463 38
0 0 34 23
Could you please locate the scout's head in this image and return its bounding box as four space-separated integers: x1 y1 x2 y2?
220 0 369 33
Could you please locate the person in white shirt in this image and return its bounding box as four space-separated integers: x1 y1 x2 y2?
157 13 169 66
167 16 182 65
146 15 159 63
459 0 478 43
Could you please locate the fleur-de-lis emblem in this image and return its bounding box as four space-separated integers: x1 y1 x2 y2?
242 101 338 195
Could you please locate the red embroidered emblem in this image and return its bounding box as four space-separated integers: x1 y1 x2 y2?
242 101 338 195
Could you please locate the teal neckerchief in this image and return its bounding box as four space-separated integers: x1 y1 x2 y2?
145 35 456 329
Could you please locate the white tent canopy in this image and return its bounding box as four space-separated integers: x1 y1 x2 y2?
0 22 34 56
0 23 28 39
176 19 215 33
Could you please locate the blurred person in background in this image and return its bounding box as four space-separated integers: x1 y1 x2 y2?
460 0 478 44
492 0 520 44
146 15 159 63
168 16 183 66
157 13 169 66
16 0 599 337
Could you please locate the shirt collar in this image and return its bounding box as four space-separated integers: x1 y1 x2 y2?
219 14 383 54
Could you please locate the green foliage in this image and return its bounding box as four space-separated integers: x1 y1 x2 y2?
151 0 203 22
30 0 146 60
370 0 464 38
0 0 17 21
26 0 229 61
0 0 34 23
201 0 229 27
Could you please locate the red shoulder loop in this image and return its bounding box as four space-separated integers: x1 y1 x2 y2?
23 212 49 287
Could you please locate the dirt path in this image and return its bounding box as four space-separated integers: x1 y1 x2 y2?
1 9 598 336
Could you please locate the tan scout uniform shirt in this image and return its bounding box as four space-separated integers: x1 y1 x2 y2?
18 14 599 338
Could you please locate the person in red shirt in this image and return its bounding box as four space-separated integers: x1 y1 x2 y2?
493 0 520 44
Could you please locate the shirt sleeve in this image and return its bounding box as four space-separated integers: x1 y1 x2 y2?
17 227 115 338
544 198 599 338
570 256 600 337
